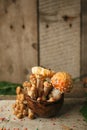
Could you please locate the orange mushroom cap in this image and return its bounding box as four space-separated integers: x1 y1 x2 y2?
51 72 73 93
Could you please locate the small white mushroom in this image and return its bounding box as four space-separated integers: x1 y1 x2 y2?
28 84 38 99
36 75 44 97
48 88 62 102
43 81 52 97
28 109 35 119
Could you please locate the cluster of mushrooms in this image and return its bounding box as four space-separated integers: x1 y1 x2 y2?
12 66 72 119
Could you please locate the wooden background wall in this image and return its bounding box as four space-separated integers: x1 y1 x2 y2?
39 0 80 79
0 0 38 83
81 0 87 77
0 0 83 83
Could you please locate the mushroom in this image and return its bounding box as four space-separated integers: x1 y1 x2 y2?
27 84 38 99
48 88 62 102
48 72 72 102
32 66 55 78
28 109 35 119
43 81 53 97
36 74 44 97
51 72 73 93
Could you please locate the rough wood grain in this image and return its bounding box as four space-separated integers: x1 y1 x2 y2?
0 0 38 83
39 0 80 79
81 0 87 77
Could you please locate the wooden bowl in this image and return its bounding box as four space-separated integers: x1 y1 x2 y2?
25 94 64 118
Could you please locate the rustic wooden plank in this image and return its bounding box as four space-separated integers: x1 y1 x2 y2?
0 0 38 83
81 0 87 77
39 0 80 79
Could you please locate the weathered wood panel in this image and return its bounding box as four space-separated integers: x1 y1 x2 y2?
0 0 38 83
39 0 80 78
81 0 87 77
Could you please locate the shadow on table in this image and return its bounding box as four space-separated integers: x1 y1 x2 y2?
56 98 85 117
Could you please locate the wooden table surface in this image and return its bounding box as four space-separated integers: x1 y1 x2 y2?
0 98 87 130
0 82 87 130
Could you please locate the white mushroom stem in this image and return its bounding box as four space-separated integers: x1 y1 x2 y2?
28 109 35 119
43 81 52 97
28 85 38 99
36 77 44 97
48 88 62 102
